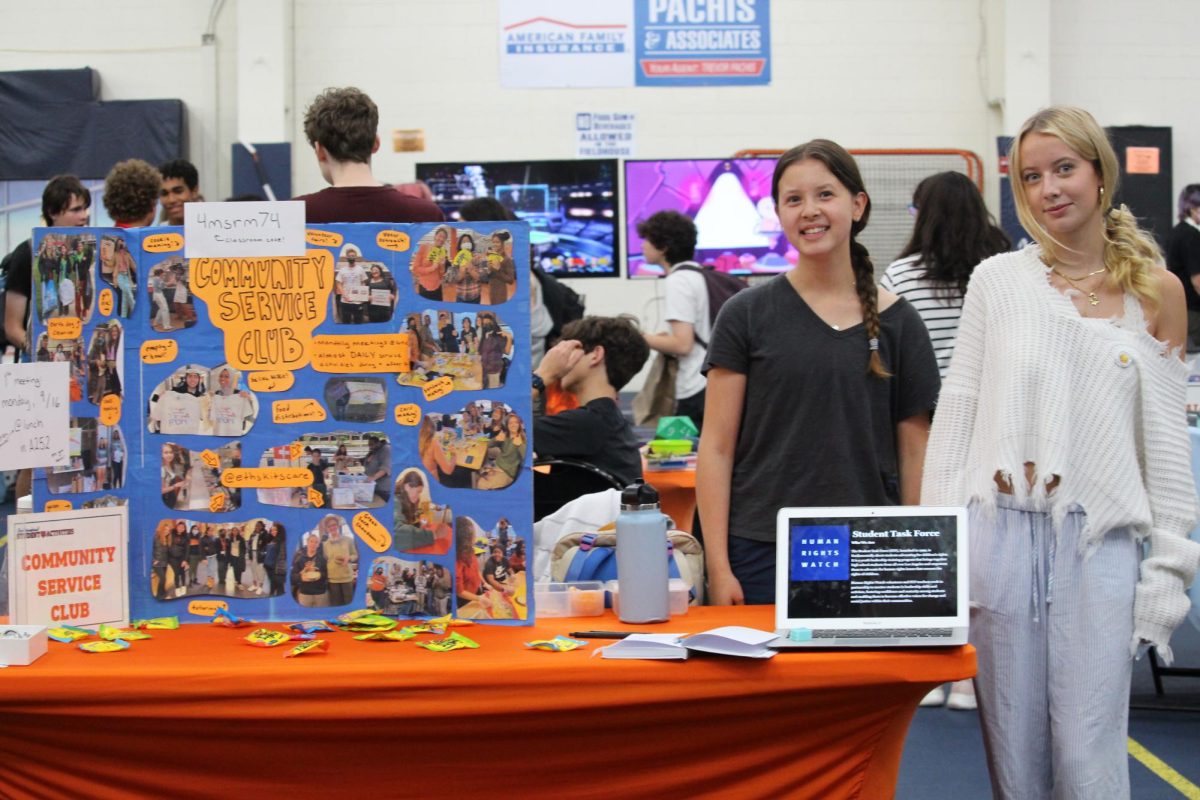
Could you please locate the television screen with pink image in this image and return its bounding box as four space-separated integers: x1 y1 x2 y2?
624 158 794 278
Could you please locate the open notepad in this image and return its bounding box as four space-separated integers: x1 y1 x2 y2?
599 626 778 660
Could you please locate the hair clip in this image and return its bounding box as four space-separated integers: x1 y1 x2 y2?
868 338 880 351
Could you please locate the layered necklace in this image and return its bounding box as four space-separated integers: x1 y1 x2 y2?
1050 263 1108 306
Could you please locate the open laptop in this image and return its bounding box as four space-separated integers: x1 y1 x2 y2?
770 506 969 648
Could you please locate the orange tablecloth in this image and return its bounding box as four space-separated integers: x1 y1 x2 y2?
645 467 696 532
0 606 974 799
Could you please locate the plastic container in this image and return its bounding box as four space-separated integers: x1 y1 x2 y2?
534 581 606 618
616 481 670 624
0 625 48 666
608 579 690 617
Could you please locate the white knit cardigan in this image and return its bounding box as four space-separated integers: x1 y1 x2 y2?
922 245 1200 663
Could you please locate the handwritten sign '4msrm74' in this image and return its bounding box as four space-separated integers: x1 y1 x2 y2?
184 201 307 258
0 362 70 470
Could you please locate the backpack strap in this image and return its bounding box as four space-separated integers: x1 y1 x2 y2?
669 263 709 349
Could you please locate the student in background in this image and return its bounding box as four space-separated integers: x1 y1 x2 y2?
882 172 1011 378
158 159 202 225
700 140 939 606
1166 183 1200 350
103 159 161 228
922 107 1199 798
640 211 710 430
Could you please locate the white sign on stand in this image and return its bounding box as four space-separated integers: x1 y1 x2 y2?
184 200 306 258
0 362 69 470
7 505 129 629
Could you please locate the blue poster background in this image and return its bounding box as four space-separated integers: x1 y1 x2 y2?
634 0 771 86
30 221 534 626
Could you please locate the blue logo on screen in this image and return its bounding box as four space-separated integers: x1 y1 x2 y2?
789 524 850 581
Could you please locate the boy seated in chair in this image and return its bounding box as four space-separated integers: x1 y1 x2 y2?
532 315 649 491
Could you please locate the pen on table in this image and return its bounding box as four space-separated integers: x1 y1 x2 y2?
569 631 645 639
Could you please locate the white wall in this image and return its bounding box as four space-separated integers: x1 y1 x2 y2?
2 0 1198 384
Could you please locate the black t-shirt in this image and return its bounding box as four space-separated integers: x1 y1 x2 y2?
1 239 32 345
294 186 445 224
1167 221 1200 312
703 276 940 542
533 397 643 488
483 556 510 585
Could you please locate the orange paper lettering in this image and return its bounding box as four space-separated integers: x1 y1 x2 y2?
99 394 121 426
47 318 81 340
143 233 184 253
248 370 295 392
200 449 221 469
188 600 229 617
394 403 422 426
44 500 73 512
98 289 114 317
209 493 226 512
305 229 344 248
311 334 411 374
422 375 454 402
307 488 326 508
376 230 411 252
272 399 327 424
140 339 179 364
189 251 335 370
352 512 392 553
220 468 313 488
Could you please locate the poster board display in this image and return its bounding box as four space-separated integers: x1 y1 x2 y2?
29 222 533 625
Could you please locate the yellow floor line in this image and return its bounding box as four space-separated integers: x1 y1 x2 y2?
1129 737 1200 798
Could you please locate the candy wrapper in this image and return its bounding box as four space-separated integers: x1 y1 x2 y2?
353 630 416 642
525 636 586 653
211 609 253 628
47 625 92 643
289 621 335 635
284 639 329 658
244 629 291 648
132 617 180 630
417 632 480 652
99 624 152 641
428 614 475 629
399 623 438 636
335 608 377 625
343 615 398 633
79 639 130 654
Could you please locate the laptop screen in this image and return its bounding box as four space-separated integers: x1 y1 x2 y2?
781 510 961 622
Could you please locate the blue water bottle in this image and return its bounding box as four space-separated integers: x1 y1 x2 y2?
616 480 670 624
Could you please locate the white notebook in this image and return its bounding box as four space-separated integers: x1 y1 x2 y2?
599 627 777 660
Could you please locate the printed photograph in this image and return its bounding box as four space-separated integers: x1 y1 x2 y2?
34 332 86 403
256 431 391 510
365 556 451 617
324 376 387 423
393 467 453 554
98 234 138 317
290 514 359 608
34 232 96 323
159 441 242 512
332 244 398 324
150 517 287 600
417 400 526 491
85 320 124 406
398 308 513 392
43 419 126 495
409 226 516 305
147 363 259 437
454 515 528 620
146 255 196 332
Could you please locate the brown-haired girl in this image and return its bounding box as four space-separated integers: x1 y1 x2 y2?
699 139 940 605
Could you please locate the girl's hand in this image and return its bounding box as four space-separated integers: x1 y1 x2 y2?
707 570 745 606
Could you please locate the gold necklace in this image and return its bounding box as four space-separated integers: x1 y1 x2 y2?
1050 265 1107 306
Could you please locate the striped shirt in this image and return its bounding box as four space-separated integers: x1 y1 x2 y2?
880 255 964 377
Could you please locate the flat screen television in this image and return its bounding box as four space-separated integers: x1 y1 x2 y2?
624 158 793 278
416 159 619 278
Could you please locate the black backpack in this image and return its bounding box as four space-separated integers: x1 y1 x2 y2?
533 264 585 342
673 263 748 347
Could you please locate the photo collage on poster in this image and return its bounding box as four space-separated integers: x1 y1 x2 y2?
30 221 533 624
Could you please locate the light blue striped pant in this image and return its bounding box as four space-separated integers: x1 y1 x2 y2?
970 494 1138 800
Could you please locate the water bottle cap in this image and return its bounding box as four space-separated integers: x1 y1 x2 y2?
620 479 659 509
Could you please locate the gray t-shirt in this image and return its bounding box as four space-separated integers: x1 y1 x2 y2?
704 276 940 542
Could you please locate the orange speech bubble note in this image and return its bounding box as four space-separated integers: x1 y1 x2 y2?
248 370 295 393
376 230 411 252
394 403 422 426
98 289 114 317
47 317 82 340
289 442 305 461
311 334 411 374
143 233 184 253
422 375 454 402
272 399 327 424
209 492 226 512
200 449 221 469
188 600 229 617
140 339 179 364
189 251 335 371
306 229 344 248
352 512 392 553
220 467 313 488
99 394 122 426
307 487 325 508
44 499 73 512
